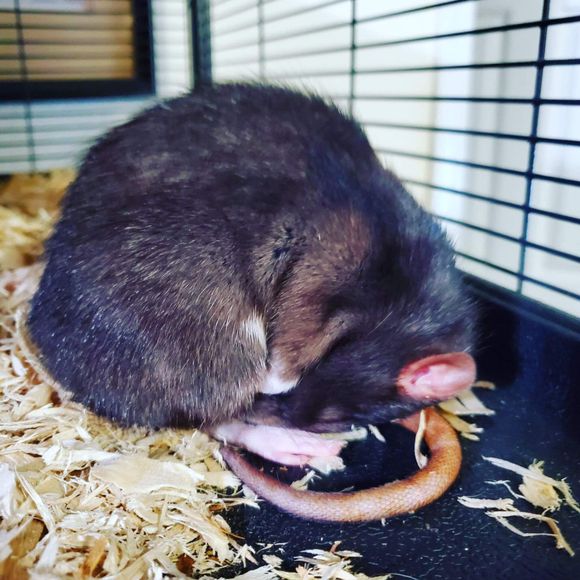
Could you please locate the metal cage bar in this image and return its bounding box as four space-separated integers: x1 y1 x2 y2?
12 0 36 170
192 0 213 88
517 0 551 292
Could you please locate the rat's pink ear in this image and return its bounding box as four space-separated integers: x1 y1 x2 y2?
397 352 476 401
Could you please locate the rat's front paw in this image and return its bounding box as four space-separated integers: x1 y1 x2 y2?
213 422 344 466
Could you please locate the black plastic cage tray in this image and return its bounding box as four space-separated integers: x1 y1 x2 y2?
226 276 580 580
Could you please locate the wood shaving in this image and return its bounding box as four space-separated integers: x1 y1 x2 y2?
203 546 392 580
486 479 525 500
263 554 284 567
242 484 260 502
0 519 45 578
320 427 368 441
438 380 495 440
307 427 366 474
459 496 574 556
0 463 16 518
458 496 516 510
439 389 495 417
368 424 386 443
439 411 483 441
0 170 74 215
290 470 320 491
413 410 428 468
472 380 496 389
91 455 205 493
307 455 346 475
519 461 562 512
483 457 579 513
489 511 574 557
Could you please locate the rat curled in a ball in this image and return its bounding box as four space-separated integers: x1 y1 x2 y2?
28 83 476 517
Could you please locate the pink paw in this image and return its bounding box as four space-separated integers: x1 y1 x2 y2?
213 422 344 466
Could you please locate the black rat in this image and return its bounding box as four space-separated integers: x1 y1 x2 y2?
28 83 476 468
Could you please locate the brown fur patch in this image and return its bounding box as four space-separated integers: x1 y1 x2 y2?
269 209 371 378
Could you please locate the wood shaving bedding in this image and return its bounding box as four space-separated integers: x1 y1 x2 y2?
298 427 372 484
458 497 575 557
438 412 483 442
246 543 392 580
410 381 496 475
519 461 563 511
438 381 495 441
368 425 386 443
483 457 580 513
413 410 428 469
290 470 320 491
320 427 368 442
307 455 346 476
0 171 73 270
459 458 579 556
445 382 579 556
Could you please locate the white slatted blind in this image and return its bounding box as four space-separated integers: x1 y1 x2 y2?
0 0 135 82
0 0 192 173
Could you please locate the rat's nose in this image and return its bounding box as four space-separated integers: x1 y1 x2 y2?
246 394 287 427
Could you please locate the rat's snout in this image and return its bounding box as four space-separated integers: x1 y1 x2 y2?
397 352 476 401
245 394 289 427
247 391 345 433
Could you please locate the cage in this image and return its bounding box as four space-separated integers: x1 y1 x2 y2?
0 0 579 578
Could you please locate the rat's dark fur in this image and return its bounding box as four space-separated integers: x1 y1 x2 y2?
28 83 475 432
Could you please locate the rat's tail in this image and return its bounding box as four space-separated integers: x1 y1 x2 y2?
221 407 461 522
